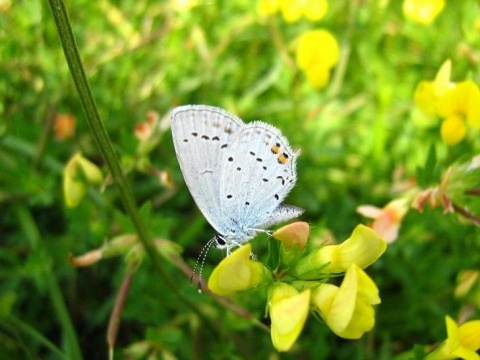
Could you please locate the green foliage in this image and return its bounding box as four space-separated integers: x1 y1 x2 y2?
1 0 479 359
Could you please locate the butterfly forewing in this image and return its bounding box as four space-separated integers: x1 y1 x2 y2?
171 105 244 233
219 121 300 230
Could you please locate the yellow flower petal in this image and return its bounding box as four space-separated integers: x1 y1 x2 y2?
433 59 452 97
269 284 311 352
402 0 445 25
311 265 379 339
291 224 386 279
257 0 279 16
296 29 339 70
414 81 437 116
441 115 467 146
208 244 270 296
303 0 328 21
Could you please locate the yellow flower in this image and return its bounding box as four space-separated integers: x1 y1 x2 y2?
426 316 480 360
208 244 271 296
280 0 328 23
268 283 311 352
414 60 480 146
357 198 409 243
311 264 380 339
402 0 445 25
63 153 104 208
257 0 280 16
290 224 387 279
296 29 339 90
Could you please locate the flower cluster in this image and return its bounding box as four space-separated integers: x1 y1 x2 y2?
208 222 387 352
414 60 480 146
257 0 339 90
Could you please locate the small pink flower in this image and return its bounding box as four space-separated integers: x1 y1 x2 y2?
357 199 409 243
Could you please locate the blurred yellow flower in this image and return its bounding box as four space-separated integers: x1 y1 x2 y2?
280 0 328 22
426 316 480 360
257 0 328 22
296 29 339 89
403 0 445 25
311 264 380 339
414 60 480 146
291 224 386 279
268 283 311 352
257 0 279 16
63 153 104 208
357 198 409 243
208 243 270 296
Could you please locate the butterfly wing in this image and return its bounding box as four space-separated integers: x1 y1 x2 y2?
219 121 303 233
171 105 244 233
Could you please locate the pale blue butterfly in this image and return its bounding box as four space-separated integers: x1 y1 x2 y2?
171 105 304 259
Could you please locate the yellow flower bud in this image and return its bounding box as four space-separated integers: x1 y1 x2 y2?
63 153 104 208
290 225 386 279
208 244 271 296
268 283 311 352
311 264 380 339
279 0 328 23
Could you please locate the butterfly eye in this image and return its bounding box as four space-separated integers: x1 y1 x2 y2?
215 234 226 246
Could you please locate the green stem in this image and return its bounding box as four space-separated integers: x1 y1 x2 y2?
46 0 222 345
46 0 159 266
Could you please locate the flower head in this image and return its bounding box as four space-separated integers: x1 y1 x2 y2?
296 29 339 89
311 264 380 339
208 244 271 296
268 283 311 352
414 60 480 146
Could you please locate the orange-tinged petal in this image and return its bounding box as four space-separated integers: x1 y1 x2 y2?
273 222 309 250
441 115 467 146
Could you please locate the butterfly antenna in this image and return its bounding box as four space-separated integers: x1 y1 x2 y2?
190 237 216 293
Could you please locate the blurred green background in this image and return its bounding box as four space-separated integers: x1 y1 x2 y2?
1 0 479 358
